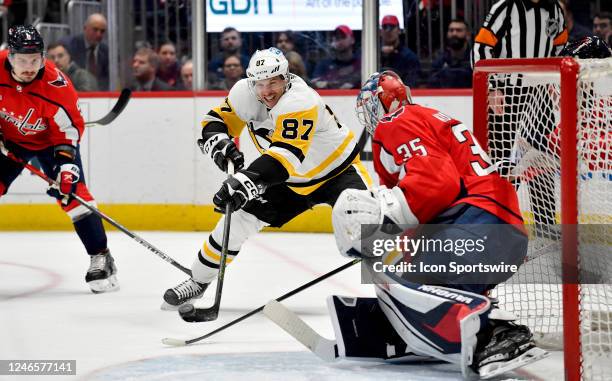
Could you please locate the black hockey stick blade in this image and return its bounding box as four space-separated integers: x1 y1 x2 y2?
179 199 233 323
161 259 360 346
178 303 218 322
85 88 132 128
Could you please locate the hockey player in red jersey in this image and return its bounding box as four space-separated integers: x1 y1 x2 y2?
321 71 548 378
0 25 118 293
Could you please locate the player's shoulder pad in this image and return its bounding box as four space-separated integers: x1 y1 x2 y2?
227 78 260 116
272 78 319 116
42 61 75 94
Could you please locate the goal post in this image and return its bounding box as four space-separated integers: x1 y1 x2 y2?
473 57 612 381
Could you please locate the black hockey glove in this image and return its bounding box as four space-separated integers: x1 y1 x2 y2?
213 170 260 213
198 134 244 173
46 145 80 205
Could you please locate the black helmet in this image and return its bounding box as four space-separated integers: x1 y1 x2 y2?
560 36 612 59
8 25 44 54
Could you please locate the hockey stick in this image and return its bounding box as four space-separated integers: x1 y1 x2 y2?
84 88 132 128
161 258 360 346
263 300 337 361
178 162 235 322
0 143 191 276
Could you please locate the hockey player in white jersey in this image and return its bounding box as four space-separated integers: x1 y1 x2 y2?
162 47 371 309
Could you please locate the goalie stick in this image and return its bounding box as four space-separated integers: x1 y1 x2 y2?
0 143 191 276
84 88 132 128
161 259 360 346
178 162 235 322
264 300 337 361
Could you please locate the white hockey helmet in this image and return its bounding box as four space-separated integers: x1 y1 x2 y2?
246 47 290 84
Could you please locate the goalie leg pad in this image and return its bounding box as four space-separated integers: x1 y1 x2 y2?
327 295 428 361
374 282 491 378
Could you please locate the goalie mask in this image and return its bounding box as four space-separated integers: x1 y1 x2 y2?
356 70 411 135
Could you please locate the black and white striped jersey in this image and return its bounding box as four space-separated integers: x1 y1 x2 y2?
472 0 568 66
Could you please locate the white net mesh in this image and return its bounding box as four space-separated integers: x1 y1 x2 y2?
481 58 612 380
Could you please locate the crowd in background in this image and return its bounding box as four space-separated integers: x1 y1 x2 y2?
0 0 610 92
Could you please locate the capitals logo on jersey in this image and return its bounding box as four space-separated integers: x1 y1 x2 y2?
48 69 68 88
0 107 47 136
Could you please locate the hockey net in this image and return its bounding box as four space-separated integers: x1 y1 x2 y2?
473 57 612 381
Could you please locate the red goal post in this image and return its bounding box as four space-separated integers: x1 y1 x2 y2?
472 57 612 381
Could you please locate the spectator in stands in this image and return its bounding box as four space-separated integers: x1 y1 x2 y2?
429 19 473 88
129 47 171 91
560 2 591 42
60 13 109 90
311 25 361 89
47 42 98 92
208 55 244 90
179 59 193 90
379 15 421 87
208 27 249 82
157 41 181 89
286 51 310 85
593 13 611 45
276 30 296 54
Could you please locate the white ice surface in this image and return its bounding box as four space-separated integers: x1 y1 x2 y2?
0 232 563 381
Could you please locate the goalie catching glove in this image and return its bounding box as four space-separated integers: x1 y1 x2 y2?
213 170 261 213
46 145 80 205
332 186 418 258
198 133 244 173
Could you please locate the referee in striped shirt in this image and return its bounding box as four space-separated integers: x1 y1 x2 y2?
472 0 568 238
472 0 567 64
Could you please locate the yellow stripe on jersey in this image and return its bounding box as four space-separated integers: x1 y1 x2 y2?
286 156 365 195
247 127 266 155
265 129 355 181
202 241 235 264
265 150 297 175
201 97 247 138
270 105 319 160
352 159 373 187
302 130 354 178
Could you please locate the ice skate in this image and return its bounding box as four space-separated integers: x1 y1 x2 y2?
472 319 548 379
85 250 119 294
161 278 209 310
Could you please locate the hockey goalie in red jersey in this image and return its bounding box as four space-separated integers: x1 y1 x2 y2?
319 71 549 378
0 25 118 293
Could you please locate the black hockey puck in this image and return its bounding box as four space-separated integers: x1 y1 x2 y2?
179 303 196 318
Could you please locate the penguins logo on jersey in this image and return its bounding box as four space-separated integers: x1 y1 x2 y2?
48 70 68 88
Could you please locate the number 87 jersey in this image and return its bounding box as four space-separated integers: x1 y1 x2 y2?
202 76 363 195
372 103 523 226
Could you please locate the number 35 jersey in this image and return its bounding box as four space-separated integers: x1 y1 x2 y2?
372 103 523 225
201 76 363 195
